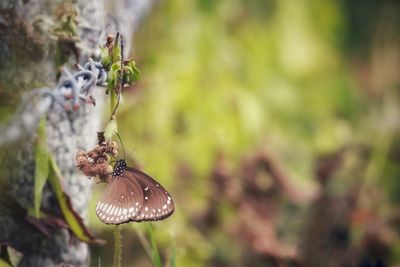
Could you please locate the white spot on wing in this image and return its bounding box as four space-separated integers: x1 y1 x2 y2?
106 205 112 213
102 204 109 212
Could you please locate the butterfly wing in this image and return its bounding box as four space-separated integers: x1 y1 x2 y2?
126 167 175 222
96 174 144 225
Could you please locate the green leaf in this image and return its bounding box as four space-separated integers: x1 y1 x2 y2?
106 80 114 94
34 117 49 218
0 259 12 267
48 155 103 244
104 120 118 139
122 61 141 86
111 45 121 64
0 245 13 267
111 62 121 72
146 223 162 267
127 61 141 83
107 63 122 94
101 47 111 70
169 240 176 267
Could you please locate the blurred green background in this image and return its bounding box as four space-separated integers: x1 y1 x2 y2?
89 0 400 266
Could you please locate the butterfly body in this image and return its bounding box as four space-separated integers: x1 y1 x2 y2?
112 159 127 177
96 159 174 225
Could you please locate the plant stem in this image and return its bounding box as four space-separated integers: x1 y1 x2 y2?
110 34 124 121
111 33 124 267
113 225 122 267
110 90 117 122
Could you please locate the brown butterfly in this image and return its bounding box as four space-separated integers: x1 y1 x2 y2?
95 159 174 224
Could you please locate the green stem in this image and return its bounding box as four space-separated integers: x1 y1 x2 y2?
113 225 122 267
110 91 117 122
110 34 124 122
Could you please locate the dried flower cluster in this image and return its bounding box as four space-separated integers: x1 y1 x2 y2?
76 138 118 181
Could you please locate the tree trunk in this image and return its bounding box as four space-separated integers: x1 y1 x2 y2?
0 0 155 266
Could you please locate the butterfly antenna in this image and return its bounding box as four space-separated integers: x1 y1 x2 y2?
115 132 126 159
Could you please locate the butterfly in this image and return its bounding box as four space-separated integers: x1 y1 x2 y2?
95 159 174 224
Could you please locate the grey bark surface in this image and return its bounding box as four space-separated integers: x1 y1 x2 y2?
0 0 155 266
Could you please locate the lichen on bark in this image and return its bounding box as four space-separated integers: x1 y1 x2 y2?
0 0 156 266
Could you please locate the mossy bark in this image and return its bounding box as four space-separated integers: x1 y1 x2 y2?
0 0 155 266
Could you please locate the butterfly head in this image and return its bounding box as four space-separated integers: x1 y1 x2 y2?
112 159 127 177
